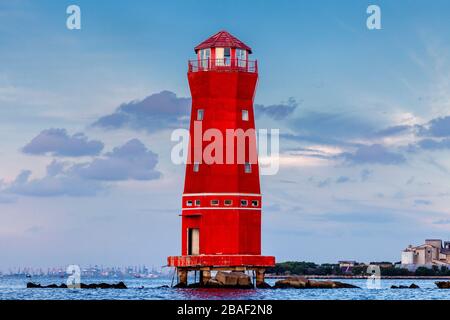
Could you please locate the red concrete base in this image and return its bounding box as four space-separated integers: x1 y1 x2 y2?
167 255 275 268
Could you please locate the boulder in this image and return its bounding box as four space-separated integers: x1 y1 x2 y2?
204 279 222 288
215 271 252 288
309 280 335 289
436 281 450 289
274 278 359 289
391 283 419 289
256 282 272 289
274 276 308 289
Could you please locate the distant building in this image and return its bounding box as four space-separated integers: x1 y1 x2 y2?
338 260 357 274
401 239 450 269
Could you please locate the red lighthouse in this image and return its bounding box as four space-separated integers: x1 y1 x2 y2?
168 31 275 287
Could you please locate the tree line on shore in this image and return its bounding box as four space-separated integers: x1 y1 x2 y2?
267 261 450 276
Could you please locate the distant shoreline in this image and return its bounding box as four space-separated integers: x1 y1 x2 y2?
266 275 450 280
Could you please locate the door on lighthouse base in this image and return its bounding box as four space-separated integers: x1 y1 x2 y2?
188 228 199 255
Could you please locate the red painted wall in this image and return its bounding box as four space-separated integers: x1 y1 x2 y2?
181 65 262 256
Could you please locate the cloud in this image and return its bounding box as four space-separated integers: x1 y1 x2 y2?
92 91 191 132
255 97 299 120
340 144 406 165
288 111 377 141
416 138 450 150
433 219 450 225
414 199 432 206
73 139 161 181
6 139 161 197
6 166 104 197
360 169 372 181
426 116 450 137
373 125 415 137
315 211 396 224
336 176 350 184
22 128 104 157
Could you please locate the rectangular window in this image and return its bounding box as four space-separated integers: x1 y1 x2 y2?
242 110 249 121
193 162 200 172
244 162 252 173
216 47 224 66
195 200 201 206
251 200 259 207
186 200 193 207
200 49 210 69
224 200 233 206
211 200 219 206
236 49 247 67
224 48 231 66
240 200 248 207
197 109 204 121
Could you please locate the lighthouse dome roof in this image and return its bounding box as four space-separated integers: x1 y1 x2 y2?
194 30 252 54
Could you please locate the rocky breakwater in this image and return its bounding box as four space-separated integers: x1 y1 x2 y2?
391 284 420 289
27 282 127 289
435 281 450 289
273 276 359 289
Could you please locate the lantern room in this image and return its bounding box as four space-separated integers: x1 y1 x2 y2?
189 30 257 72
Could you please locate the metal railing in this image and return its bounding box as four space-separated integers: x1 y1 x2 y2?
188 59 258 73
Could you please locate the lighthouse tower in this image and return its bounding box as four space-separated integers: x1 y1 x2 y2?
168 31 275 287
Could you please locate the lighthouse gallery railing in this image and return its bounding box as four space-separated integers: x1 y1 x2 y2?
188 59 258 73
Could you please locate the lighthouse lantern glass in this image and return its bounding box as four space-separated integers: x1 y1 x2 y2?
236 49 247 67
199 49 210 69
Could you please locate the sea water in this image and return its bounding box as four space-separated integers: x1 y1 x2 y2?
1 276 450 300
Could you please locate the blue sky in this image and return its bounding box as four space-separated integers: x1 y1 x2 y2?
1 0 450 270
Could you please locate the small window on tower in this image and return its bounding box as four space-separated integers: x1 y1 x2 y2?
211 200 219 206
195 200 201 206
224 48 231 66
244 162 252 173
251 200 259 207
240 200 248 207
224 200 233 206
193 162 200 172
242 110 249 121
186 200 193 207
197 109 204 121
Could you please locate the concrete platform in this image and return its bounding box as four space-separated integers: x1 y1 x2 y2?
167 255 275 268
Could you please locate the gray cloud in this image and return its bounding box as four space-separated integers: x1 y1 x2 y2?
6 139 161 197
340 144 406 165
255 97 299 120
73 139 161 181
336 176 351 184
288 111 377 141
433 219 450 225
416 138 450 150
7 167 104 197
22 128 104 157
92 90 191 132
315 211 396 224
373 125 415 138
414 199 432 206
426 116 450 137
360 169 372 181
